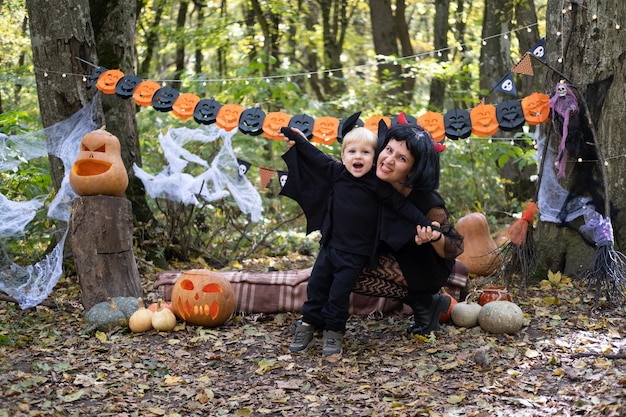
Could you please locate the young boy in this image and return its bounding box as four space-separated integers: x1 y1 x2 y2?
279 125 438 356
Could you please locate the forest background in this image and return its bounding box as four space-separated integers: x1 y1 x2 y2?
1 0 625 283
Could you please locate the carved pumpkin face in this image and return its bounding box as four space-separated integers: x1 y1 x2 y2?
522 92 550 125
289 114 316 139
133 81 162 107
152 87 180 112
215 104 244 131
444 109 472 140
115 75 143 99
470 103 499 137
263 111 291 140
417 111 445 142
171 269 236 327
69 128 129 197
364 115 390 135
86 66 107 89
193 98 222 125
238 107 266 136
96 69 125 95
172 93 201 121
496 100 525 131
312 116 340 145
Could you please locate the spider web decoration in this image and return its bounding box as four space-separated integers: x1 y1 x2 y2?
0 98 98 308
132 125 262 222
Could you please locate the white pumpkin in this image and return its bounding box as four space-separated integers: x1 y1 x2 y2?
478 300 524 334
451 297 482 328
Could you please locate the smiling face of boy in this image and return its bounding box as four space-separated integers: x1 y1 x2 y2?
341 141 376 178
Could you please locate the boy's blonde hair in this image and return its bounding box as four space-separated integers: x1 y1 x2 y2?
341 127 378 153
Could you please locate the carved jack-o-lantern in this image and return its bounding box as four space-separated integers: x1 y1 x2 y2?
263 111 292 140
172 93 201 121
522 92 550 125
470 102 499 137
417 111 445 142
69 128 129 197
496 99 525 131
171 269 236 327
115 75 143 99
238 107 266 136
193 98 222 125
444 109 472 140
364 115 390 135
96 69 125 95
312 116 340 145
133 80 162 107
152 87 180 112
215 104 244 131
289 114 316 140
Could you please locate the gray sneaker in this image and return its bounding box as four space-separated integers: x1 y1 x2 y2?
322 330 343 356
289 323 314 352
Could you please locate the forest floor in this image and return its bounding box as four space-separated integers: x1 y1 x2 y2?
0 255 625 417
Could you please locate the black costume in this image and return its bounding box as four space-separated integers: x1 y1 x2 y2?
280 128 433 332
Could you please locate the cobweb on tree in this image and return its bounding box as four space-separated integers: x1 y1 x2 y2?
133 125 262 222
0 98 98 308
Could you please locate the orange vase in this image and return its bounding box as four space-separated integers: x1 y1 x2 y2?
478 286 512 306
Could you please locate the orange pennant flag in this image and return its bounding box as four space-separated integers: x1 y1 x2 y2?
511 52 534 76
259 166 275 189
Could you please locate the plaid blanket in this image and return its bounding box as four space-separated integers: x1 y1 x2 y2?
154 259 468 316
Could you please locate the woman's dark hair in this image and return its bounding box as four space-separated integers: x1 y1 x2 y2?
379 124 440 191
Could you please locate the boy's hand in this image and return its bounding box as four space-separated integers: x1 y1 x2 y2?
279 127 306 148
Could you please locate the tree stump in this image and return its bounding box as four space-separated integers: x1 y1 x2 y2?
70 195 143 311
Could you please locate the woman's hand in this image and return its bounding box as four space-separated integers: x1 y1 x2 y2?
415 221 442 246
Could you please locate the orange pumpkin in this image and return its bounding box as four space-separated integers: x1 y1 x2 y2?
311 116 340 145
470 102 499 137
417 111 445 142
363 115 390 135
133 80 162 107
215 104 244 131
95 69 124 95
172 93 201 121
522 92 551 125
263 111 292 140
439 291 458 323
69 128 129 197
455 207 501 276
171 269 236 327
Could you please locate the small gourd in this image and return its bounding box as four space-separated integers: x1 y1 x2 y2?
451 294 482 328
128 298 154 333
152 299 177 331
455 206 501 276
85 298 129 331
478 300 524 334
438 291 457 323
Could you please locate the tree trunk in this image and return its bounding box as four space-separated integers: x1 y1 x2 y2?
89 0 154 225
429 0 450 112
26 0 102 191
479 0 513 103
70 195 143 311
534 0 626 281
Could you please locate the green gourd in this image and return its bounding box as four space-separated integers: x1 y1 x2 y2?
85 298 129 331
112 296 139 318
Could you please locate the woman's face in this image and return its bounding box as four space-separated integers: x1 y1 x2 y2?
376 138 415 190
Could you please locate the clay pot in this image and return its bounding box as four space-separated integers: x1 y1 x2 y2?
478 286 512 306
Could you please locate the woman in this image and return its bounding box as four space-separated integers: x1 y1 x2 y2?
371 123 464 335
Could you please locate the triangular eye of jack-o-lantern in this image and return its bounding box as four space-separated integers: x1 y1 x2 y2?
69 127 129 197
470 102 499 137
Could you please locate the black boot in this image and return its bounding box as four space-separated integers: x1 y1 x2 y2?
406 292 451 335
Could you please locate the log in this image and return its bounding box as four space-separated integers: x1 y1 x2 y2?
70 195 143 311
